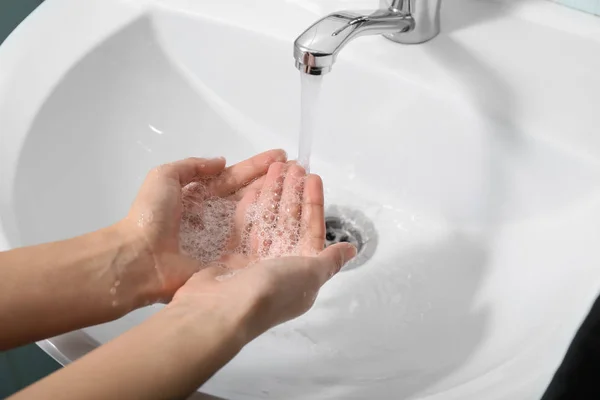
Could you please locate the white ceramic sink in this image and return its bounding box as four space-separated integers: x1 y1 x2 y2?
2 0 600 398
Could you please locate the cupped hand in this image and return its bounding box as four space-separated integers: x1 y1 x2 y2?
170 162 357 342
120 149 287 304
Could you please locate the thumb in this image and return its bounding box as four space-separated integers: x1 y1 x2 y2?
167 157 227 186
317 243 357 282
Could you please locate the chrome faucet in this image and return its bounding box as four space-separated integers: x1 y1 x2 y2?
294 0 441 75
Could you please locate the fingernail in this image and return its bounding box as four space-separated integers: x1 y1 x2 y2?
276 149 288 161
335 244 358 273
291 164 306 177
344 244 358 263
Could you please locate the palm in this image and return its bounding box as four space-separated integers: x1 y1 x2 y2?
171 164 355 338
181 162 325 273
128 150 288 302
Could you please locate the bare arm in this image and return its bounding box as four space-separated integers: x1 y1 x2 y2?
0 223 154 350
9 301 247 400
9 234 354 400
0 150 286 351
7 161 356 400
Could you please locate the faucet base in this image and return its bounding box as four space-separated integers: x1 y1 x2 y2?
382 28 439 44
380 0 441 44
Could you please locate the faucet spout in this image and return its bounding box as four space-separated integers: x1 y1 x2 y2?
294 0 442 75
294 9 414 75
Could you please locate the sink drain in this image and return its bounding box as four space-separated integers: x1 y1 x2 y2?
324 206 377 270
325 217 363 252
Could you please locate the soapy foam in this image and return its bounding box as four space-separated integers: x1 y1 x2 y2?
179 173 313 267
180 181 237 264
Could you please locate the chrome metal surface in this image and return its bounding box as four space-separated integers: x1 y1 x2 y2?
382 0 442 43
325 206 377 270
293 0 441 74
325 216 364 251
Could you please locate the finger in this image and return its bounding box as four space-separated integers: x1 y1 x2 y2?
272 163 306 256
316 243 357 284
209 149 287 197
227 175 266 201
251 162 288 255
227 187 260 252
163 157 227 186
300 174 326 255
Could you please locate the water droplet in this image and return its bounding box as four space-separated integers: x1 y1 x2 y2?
110 287 117 295
136 140 153 153
112 300 118 307
114 280 121 287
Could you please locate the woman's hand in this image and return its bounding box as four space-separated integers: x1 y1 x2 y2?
170 162 357 343
3 156 356 400
119 149 287 304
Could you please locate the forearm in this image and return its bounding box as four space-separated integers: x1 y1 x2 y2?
11 302 246 400
0 222 155 349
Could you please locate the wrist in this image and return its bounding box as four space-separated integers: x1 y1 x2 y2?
166 296 250 351
105 221 158 311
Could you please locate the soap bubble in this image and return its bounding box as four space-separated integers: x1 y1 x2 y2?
178 172 311 267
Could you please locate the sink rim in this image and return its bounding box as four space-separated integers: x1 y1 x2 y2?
2 0 600 399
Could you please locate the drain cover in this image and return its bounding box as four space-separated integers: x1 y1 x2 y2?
324 206 377 270
325 217 363 252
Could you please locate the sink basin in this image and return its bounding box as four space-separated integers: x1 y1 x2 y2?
2 0 600 398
